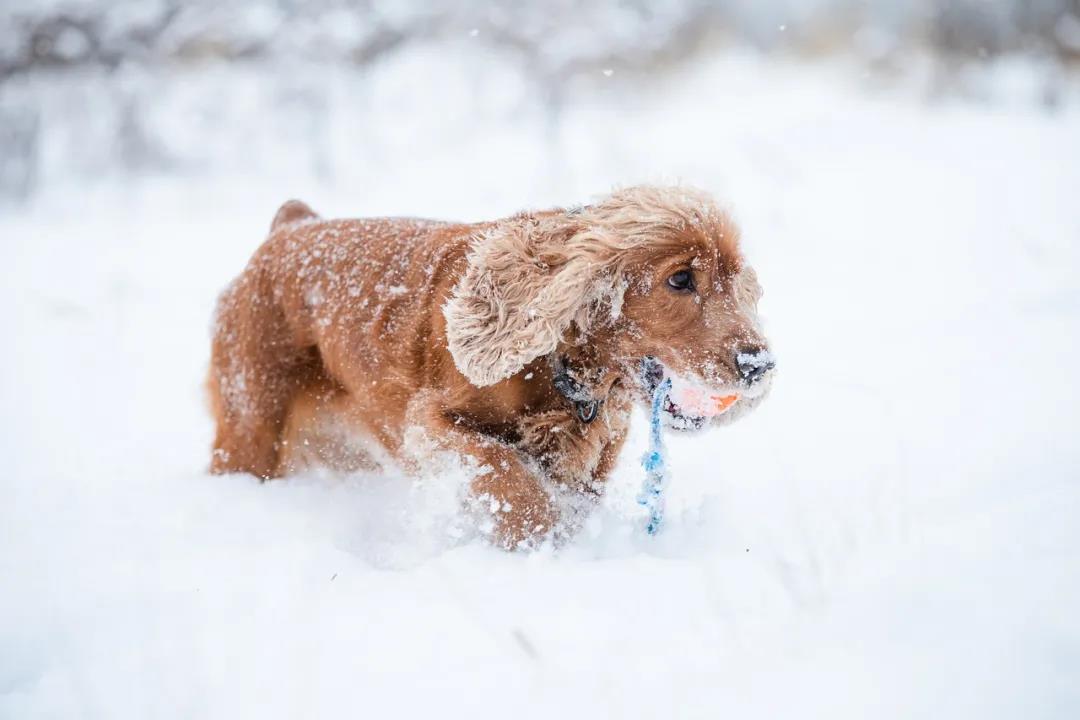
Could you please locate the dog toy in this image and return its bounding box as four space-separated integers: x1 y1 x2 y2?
638 368 740 535
668 374 740 418
671 387 739 417
638 376 672 535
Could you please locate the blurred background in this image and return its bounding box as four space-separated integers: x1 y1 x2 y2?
2 3 1079 719
2 0 1079 202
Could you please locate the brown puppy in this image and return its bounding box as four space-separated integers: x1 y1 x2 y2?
208 186 773 548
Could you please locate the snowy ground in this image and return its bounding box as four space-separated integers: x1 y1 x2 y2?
2 53 1079 718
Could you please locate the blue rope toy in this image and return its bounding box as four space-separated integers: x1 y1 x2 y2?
638 376 672 535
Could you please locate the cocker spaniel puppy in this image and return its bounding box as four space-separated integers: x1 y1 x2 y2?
208 186 774 548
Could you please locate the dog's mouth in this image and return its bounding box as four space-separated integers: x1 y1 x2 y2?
660 395 707 431
639 357 743 431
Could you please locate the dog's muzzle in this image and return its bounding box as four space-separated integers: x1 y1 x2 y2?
639 355 773 431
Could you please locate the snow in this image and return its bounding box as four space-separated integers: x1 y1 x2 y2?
2 52 1080 718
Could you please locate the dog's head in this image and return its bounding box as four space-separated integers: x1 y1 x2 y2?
443 185 773 429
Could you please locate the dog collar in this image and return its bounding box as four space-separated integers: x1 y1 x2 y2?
550 355 602 424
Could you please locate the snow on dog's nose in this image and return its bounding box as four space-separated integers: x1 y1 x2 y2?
735 347 775 385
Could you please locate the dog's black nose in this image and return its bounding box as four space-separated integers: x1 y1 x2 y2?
735 347 775 384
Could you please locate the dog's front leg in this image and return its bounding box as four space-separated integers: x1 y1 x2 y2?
407 394 556 550
468 453 557 550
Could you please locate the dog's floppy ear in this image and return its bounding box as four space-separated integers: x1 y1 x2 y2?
443 212 617 387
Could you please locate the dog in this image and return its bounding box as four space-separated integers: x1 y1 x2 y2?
208 185 774 548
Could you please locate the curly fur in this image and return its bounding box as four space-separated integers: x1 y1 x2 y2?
443 186 740 386
207 184 770 549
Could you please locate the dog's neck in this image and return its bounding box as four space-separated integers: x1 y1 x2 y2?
549 354 602 423
549 339 628 424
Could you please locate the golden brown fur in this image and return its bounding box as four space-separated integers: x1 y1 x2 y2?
208 186 772 548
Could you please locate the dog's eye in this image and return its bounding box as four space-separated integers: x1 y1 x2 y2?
667 270 694 292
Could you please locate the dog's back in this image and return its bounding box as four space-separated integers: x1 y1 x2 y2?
208 201 472 477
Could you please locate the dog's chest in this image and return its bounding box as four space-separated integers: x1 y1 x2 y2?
515 384 632 489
